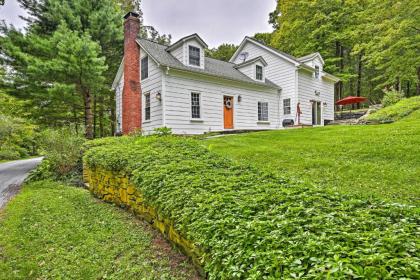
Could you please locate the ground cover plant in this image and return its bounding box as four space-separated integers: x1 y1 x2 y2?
207 111 420 205
84 136 419 279
0 180 199 280
364 96 420 123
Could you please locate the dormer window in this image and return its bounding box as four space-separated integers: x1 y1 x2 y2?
189 46 200 66
315 65 320 79
256 65 263 80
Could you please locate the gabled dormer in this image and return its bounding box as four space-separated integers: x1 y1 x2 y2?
234 56 267 82
298 52 324 79
166 34 208 69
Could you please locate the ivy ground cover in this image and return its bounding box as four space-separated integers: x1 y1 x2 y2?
207 110 420 205
84 136 419 279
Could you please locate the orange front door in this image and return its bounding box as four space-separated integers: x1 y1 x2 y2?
224 96 234 129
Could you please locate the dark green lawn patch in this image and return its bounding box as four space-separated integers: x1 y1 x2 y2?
84 136 419 279
0 180 199 280
207 111 420 205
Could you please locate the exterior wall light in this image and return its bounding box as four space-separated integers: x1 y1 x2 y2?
238 95 242 102
156 91 162 101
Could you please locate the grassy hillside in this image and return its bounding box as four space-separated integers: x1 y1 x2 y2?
0 181 199 280
206 111 420 205
364 96 420 123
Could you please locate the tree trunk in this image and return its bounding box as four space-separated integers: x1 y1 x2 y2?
356 53 363 109
395 77 400 92
99 95 104 137
335 41 344 111
406 81 410 97
109 93 116 136
83 89 94 139
93 94 97 138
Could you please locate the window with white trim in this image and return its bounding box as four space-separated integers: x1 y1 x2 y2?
191 92 201 119
141 56 148 80
258 102 268 121
283 98 291 115
189 46 200 66
315 65 320 79
144 93 151 121
256 65 263 80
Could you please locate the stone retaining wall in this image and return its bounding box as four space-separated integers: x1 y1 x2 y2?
83 166 204 274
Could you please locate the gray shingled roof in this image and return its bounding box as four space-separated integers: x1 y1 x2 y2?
136 38 279 89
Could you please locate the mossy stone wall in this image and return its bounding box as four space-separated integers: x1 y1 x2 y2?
83 166 204 273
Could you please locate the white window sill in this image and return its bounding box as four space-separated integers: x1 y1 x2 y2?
143 120 151 124
257 121 270 124
190 118 204 123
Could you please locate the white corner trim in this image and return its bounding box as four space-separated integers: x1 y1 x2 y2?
111 59 124 89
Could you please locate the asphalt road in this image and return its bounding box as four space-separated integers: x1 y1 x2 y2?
0 157 43 209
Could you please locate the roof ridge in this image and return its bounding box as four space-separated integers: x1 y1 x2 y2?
244 36 300 62
137 37 169 47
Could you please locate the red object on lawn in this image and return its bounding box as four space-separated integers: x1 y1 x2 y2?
335 96 368 106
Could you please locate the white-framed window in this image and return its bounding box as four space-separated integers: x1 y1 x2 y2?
283 98 291 115
189 46 200 66
144 92 151 121
258 102 269 121
141 56 149 80
315 65 320 79
256 65 263 80
191 92 201 119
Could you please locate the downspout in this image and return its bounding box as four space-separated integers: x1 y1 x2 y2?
277 88 282 129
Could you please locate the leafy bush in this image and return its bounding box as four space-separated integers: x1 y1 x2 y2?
84 137 419 279
381 90 404 107
36 128 85 182
0 114 37 160
365 96 420 123
153 126 172 136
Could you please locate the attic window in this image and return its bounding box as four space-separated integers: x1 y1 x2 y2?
141 56 148 80
315 65 320 79
189 46 200 66
256 65 263 80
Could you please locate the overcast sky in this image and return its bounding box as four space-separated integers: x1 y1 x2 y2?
0 0 276 47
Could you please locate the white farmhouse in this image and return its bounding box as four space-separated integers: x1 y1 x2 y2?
113 12 340 135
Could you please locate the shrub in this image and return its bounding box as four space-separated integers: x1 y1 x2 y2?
381 90 404 107
153 126 172 136
365 96 420 123
0 114 38 160
37 128 85 182
84 136 419 279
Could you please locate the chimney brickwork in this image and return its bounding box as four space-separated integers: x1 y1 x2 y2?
122 12 141 134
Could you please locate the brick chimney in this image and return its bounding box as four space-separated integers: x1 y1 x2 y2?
122 12 141 134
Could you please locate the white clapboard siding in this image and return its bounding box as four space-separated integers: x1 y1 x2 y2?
115 75 123 133
232 42 298 123
163 71 280 134
298 69 335 125
140 49 163 133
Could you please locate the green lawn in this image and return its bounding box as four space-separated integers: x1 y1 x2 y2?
0 180 199 280
206 110 420 205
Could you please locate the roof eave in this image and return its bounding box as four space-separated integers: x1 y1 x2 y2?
166 33 208 51
233 56 268 69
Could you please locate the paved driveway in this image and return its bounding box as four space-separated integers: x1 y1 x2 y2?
0 157 43 209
